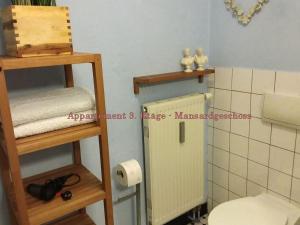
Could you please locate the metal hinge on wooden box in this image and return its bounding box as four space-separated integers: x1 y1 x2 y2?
1 6 73 57
0 53 114 225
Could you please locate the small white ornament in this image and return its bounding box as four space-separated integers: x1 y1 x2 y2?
242 16 250 25
249 6 256 16
236 7 244 16
256 3 262 11
194 48 208 71
181 48 194 73
224 0 269 26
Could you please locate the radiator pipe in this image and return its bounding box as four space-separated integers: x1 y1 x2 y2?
114 184 141 225
136 183 141 225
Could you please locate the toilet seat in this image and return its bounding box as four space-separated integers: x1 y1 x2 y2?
208 196 288 225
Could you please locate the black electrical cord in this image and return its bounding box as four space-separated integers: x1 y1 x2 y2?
62 173 81 187
27 173 81 202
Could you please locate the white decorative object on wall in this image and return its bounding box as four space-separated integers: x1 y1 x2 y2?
181 48 194 73
194 48 208 71
224 0 269 25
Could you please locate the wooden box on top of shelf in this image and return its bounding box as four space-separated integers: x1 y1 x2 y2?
1 5 73 57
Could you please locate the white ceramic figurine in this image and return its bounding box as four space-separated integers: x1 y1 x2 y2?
181 48 194 73
194 48 208 71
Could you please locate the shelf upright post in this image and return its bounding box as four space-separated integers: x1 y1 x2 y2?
92 55 114 225
64 64 83 166
0 61 30 225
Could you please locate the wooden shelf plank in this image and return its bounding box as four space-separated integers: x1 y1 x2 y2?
133 69 215 94
16 123 101 156
23 164 105 225
52 213 96 225
0 52 98 70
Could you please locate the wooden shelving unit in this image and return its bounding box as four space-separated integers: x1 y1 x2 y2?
0 53 114 225
133 69 215 94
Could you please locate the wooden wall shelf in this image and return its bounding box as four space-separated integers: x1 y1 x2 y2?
133 69 215 94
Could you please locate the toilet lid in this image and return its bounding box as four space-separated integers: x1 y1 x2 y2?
208 197 288 225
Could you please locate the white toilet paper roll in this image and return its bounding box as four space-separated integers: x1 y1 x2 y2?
116 159 143 187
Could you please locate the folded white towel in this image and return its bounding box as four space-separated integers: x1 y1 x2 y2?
10 87 95 127
14 110 96 138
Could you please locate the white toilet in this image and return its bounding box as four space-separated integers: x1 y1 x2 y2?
208 193 300 225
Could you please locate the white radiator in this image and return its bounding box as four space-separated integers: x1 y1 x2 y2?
143 93 205 225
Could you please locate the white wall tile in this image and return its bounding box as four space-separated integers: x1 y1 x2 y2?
213 148 229 170
213 166 229 188
208 145 213 163
231 91 251 114
269 146 294 175
251 94 264 118
291 178 300 203
208 181 213 198
213 184 228 203
229 173 247 196
214 129 230 151
215 67 232 90
212 200 220 208
208 88 215 107
291 200 300 208
248 161 268 187
252 69 275 94
213 200 220 208
267 191 290 202
250 117 271 143
275 71 300 95
208 198 213 213
247 181 266 196
230 154 247 178
207 72 215 88
214 89 231 111
229 192 240 200
293 153 300 179
214 109 230 131
208 107 214 127
209 67 300 207
271 125 296 151
296 132 300 154
231 118 250 137
268 169 292 197
208 163 213 181
230 133 248 157
208 127 213 145
248 140 270 166
232 68 252 92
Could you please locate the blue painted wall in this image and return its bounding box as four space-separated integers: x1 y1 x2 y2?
210 0 300 71
3 1 297 224
0 0 210 224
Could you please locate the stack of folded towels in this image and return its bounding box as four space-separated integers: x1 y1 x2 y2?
10 87 96 138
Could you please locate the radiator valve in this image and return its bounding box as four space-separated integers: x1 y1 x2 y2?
204 93 213 101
